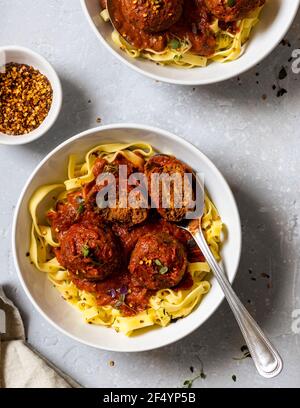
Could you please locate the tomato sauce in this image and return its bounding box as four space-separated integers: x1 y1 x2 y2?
68 218 204 316
49 153 207 317
109 0 216 55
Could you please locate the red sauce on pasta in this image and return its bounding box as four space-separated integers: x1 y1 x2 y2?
103 0 264 56
48 154 206 317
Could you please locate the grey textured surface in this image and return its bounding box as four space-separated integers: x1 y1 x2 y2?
1 0 300 388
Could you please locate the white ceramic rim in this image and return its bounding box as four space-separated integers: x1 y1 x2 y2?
0 45 63 145
80 0 300 85
12 123 242 351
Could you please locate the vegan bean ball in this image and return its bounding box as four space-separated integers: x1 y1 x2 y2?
122 0 184 33
129 232 188 290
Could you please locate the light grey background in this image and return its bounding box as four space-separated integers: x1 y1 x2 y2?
1 0 300 388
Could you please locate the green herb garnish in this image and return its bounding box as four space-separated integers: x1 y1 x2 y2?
82 245 90 258
183 358 206 388
115 293 126 309
168 38 181 49
159 266 169 275
77 203 85 214
154 259 162 266
227 0 236 7
233 345 251 360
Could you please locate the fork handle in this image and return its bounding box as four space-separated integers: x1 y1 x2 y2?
191 228 283 378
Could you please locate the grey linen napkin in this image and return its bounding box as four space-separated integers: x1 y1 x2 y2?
0 287 82 388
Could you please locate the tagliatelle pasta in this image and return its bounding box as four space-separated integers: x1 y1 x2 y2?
29 143 223 336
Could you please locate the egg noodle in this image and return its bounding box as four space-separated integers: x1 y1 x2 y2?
100 6 263 68
29 143 223 335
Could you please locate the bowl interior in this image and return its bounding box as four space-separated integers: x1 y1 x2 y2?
13 125 241 351
0 47 62 145
81 0 299 85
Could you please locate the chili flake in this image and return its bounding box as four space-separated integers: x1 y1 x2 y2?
0 62 53 135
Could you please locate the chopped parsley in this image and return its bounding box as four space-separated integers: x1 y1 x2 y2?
159 266 169 275
77 203 85 214
154 259 169 275
168 38 181 49
233 345 252 360
183 358 206 388
81 245 90 258
227 0 236 7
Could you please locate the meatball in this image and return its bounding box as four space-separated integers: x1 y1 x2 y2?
129 232 187 290
204 0 265 22
100 205 149 225
86 155 149 226
55 223 120 281
145 154 195 222
122 0 183 33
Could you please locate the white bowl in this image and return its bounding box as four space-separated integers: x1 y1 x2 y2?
12 124 241 352
0 46 63 145
81 0 300 85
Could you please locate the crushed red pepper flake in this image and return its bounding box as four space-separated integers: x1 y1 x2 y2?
0 62 53 135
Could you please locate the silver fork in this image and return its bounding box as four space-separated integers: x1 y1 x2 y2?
179 200 283 378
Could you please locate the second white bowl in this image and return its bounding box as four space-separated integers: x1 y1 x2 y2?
81 0 300 85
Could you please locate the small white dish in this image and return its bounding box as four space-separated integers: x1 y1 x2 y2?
0 46 62 145
13 124 242 352
81 0 300 85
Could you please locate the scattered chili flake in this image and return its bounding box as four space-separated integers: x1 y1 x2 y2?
26 252 30 257
277 88 287 97
281 39 291 47
96 117 102 123
0 62 53 135
278 67 287 80
232 375 237 382
109 360 115 367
